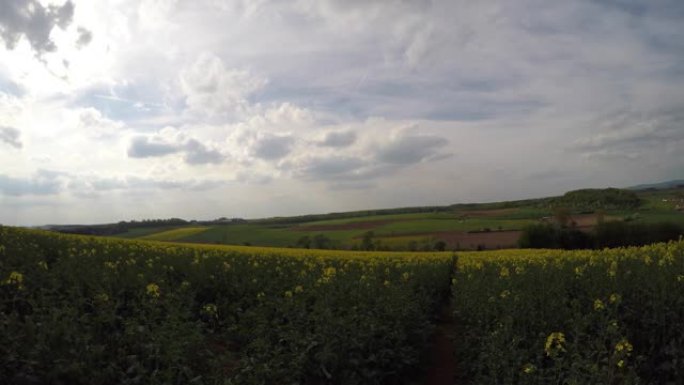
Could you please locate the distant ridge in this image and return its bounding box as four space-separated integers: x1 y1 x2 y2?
628 179 684 191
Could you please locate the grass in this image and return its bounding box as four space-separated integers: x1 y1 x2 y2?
115 226 181 238
138 226 210 241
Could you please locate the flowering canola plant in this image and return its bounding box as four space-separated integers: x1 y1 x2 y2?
451 240 684 385
0 226 453 385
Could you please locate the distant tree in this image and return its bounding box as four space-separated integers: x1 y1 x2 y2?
518 224 557 248
361 231 375 251
433 240 446 251
312 234 332 249
596 209 606 225
553 207 571 228
296 236 311 249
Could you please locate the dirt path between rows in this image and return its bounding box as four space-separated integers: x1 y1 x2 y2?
424 302 459 385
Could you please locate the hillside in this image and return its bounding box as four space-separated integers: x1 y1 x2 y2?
41 186 682 251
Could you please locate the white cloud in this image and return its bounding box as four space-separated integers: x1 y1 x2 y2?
180 52 266 120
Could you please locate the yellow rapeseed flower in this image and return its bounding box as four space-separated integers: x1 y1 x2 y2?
545 332 566 357
607 261 618 277
146 283 161 298
615 339 633 354
202 303 218 315
594 299 605 311
3 271 23 288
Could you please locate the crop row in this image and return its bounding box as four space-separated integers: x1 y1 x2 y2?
452 242 684 384
0 227 454 385
3 225 683 385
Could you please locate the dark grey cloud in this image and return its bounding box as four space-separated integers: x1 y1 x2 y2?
318 130 356 147
127 135 226 165
376 134 449 165
0 126 22 148
298 156 366 180
124 176 224 191
66 173 226 198
328 181 375 190
127 136 181 158
570 110 684 158
183 139 225 165
0 0 74 55
0 170 62 196
76 26 92 48
252 135 293 160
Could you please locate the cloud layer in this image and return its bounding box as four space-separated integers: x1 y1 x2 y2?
1 0 683 225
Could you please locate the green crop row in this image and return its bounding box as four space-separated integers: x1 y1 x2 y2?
0 227 454 385
452 242 684 384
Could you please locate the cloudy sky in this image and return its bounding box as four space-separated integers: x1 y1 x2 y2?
1 0 683 225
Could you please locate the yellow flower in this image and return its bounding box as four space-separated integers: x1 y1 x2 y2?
284 290 293 298
3 271 24 288
499 267 510 278
294 285 304 293
320 267 337 284
500 290 511 299
615 339 633 354
146 283 161 298
609 293 621 304
202 303 218 315
37 261 48 270
617 359 625 368
594 299 605 311
545 332 566 357
522 363 536 374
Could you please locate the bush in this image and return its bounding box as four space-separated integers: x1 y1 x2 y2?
519 221 683 250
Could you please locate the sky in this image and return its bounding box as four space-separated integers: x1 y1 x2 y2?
0 0 683 226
